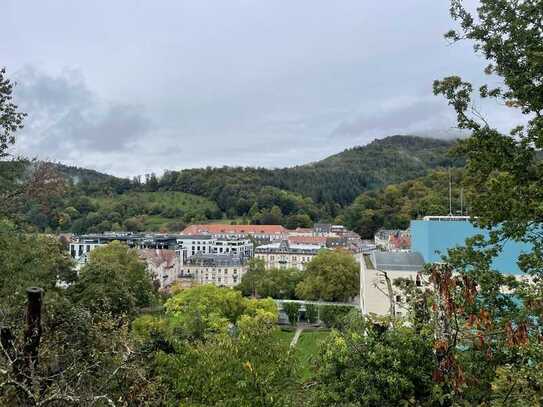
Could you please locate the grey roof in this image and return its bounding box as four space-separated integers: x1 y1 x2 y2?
373 251 424 272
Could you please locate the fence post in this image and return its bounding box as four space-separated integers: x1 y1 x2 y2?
23 287 43 385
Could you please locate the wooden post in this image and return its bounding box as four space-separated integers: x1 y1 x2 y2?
23 287 43 384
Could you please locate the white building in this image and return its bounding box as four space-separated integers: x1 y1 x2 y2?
181 254 248 288
254 240 324 270
358 251 425 317
176 235 253 260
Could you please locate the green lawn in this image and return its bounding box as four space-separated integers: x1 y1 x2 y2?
273 329 295 347
295 330 329 380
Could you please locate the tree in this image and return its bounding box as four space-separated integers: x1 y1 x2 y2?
164 285 277 339
282 302 300 326
420 1 543 402
310 313 437 406
0 68 26 158
296 250 359 302
68 241 157 317
237 262 303 300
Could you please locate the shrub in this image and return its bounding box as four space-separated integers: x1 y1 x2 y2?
305 303 318 323
282 302 301 326
318 305 354 329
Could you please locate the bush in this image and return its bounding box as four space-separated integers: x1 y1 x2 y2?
305 303 318 323
318 305 354 329
282 302 301 326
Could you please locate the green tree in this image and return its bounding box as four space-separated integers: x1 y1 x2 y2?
311 313 437 406
282 302 300 326
68 241 156 317
0 67 26 158
296 250 359 302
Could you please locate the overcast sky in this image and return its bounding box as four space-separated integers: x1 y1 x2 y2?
1 0 521 177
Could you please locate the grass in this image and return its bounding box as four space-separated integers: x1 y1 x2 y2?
273 329 296 347
275 329 329 381
294 330 330 380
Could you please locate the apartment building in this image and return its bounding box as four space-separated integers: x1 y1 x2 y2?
254 240 324 270
176 235 253 259
182 254 248 288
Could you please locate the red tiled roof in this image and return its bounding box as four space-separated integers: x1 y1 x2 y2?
182 224 288 235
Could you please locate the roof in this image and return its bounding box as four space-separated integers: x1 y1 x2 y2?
182 224 288 235
288 236 327 245
256 240 324 253
372 251 425 272
139 249 177 268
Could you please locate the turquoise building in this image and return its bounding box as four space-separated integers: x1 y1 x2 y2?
410 216 532 275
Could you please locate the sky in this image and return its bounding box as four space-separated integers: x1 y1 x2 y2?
1 0 522 177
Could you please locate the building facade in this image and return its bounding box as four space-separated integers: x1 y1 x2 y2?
176 235 253 260
358 251 425 316
182 254 248 288
410 216 531 274
254 240 324 270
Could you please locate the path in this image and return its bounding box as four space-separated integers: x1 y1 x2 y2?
290 326 303 347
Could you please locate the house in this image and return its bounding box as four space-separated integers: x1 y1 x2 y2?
254 240 324 270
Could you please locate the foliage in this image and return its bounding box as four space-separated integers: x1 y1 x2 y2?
237 259 303 299
305 303 318 324
164 285 278 339
421 1 543 403
343 167 465 238
296 250 359 302
318 305 354 329
0 231 74 322
282 302 301 326
154 311 298 406
68 241 157 317
310 313 437 406
0 67 26 158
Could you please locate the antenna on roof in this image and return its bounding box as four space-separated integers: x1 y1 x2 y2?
460 187 464 216
448 167 453 216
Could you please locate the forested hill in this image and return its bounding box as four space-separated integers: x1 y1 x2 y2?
6 135 464 233
159 135 461 209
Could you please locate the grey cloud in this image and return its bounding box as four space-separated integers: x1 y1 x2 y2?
14 67 152 156
333 99 455 138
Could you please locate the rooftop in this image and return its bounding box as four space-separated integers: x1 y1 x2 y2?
372 251 425 272
182 224 288 235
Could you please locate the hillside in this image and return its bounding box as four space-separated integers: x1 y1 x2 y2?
160 135 462 209
341 167 466 238
8 135 464 233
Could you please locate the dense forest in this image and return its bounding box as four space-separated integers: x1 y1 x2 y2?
4 135 463 234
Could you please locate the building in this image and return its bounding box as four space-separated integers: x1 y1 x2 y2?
69 232 181 270
358 251 425 316
182 254 248 288
254 240 324 270
287 235 327 247
374 229 411 251
176 235 253 260
411 216 531 275
139 249 183 290
181 224 288 242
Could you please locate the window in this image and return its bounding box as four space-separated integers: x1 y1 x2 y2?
395 295 402 303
